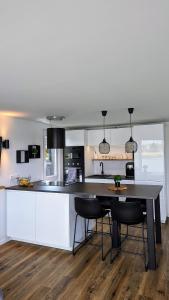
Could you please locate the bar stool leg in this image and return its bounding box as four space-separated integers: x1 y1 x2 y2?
86 219 89 236
84 219 87 239
142 222 147 271
96 219 98 233
101 217 104 260
73 214 78 255
108 211 111 235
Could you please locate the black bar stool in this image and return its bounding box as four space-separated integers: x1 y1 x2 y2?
73 197 110 260
110 200 147 270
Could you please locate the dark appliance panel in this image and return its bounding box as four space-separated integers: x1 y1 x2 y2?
64 146 85 182
126 162 134 179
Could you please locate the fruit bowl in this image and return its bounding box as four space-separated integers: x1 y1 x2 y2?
18 177 31 187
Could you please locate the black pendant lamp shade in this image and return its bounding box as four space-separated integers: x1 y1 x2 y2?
125 108 138 153
47 128 65 149
99 110 110 154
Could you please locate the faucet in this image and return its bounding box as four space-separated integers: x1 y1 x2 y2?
100 162 104 175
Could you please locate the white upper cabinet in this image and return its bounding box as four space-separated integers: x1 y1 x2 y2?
133 124 164 182
87 129 111 146
110 128 131 146
65 130 85 146
87 128 130 146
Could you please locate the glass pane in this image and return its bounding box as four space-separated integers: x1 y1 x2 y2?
44 130 57 178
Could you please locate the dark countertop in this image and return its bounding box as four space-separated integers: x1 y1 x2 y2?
6 181 162 200
85 175 134 180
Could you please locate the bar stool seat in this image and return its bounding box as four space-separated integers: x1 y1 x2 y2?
97 196 119 210
126 198 146 212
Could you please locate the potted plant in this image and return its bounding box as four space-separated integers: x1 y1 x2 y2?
114 175 122 188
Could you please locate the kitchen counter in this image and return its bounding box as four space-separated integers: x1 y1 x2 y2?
85 175 134 180
6 181 161 199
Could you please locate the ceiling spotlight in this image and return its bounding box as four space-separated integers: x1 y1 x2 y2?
46 115 65 122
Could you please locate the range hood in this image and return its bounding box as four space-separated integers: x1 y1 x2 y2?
47 128 65 182
47 128 65 149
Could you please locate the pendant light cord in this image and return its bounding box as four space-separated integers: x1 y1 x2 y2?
130 113 133 137
103 115 105 139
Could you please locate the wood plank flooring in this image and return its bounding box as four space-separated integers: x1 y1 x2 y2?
0 222 169 300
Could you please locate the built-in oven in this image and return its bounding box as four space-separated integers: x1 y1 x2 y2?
64 146 85 183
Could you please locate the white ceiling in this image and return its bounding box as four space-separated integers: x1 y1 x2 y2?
0 0 169 127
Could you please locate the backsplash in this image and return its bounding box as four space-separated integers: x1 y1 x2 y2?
92 145 133 175
93 160 132 176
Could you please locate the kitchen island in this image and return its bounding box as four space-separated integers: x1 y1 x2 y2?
6 181 162 269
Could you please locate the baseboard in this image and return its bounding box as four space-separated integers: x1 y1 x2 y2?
8 237 72 251
0 237 11 245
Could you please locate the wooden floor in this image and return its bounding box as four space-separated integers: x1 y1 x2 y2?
0 222 169 300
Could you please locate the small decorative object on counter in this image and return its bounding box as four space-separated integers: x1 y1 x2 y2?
28 145 40 159
18 177 32 187
114 175 122 188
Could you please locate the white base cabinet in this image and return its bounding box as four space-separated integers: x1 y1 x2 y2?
6 190 87 251
7 191 36 242
36 192 70 248
0 189 7 244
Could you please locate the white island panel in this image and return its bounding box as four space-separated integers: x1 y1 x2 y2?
7 191 36 242
36 192 70 249
6 190 87 251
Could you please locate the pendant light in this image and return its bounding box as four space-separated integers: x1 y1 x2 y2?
125 108 138 153
99 110 110 154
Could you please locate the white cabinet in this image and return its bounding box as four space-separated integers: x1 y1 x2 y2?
85 178 112 184
36 192 70 248
6 190 74 250
133 124 166 223
87 128 130 146
87 129 111 146
110 128 131 146
66 130 85 146
133 124 164 182
0 189 7 244
85 178 134 185
7 191 36 242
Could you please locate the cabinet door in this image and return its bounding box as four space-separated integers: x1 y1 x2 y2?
133 124 164 182
66 130 85 146
87 129 111 146
7 191 36 241
85 178 112 184
110 128 131 146
36 192 70 248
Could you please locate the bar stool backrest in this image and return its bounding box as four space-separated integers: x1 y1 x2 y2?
74 197 106 219
111 201 145 225
126 197 146 212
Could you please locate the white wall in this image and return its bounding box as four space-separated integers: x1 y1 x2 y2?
0 116 46 186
